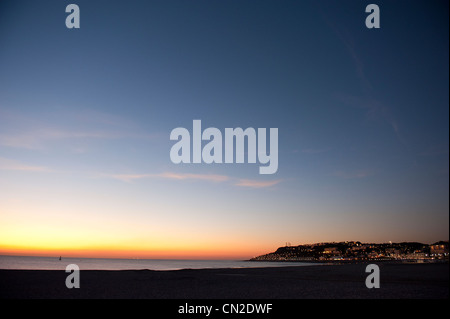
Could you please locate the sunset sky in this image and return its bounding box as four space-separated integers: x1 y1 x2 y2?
0 0 448 259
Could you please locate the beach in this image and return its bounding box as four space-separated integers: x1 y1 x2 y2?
0 262 448 299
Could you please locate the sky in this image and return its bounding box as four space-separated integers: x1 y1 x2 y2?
0 0 448 259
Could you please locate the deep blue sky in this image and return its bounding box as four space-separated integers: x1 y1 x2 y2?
0 0 448 258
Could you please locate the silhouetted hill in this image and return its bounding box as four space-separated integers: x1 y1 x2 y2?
251 241 449 262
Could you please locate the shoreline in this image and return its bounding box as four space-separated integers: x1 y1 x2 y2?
247 258 449 264
1 262 448 299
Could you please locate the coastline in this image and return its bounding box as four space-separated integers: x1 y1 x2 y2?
247 258 450 264
1 262 448 299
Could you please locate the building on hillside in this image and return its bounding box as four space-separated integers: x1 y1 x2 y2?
430 242 449 257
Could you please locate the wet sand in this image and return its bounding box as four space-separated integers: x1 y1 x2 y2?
0 262 448 299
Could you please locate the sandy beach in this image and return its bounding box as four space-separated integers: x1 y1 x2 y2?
0 262 448 299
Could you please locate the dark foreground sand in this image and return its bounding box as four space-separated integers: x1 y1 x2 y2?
0 262 448 299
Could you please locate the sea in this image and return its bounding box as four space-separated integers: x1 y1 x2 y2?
0 255 318 271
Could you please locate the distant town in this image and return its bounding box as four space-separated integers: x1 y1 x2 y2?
251 241 449 262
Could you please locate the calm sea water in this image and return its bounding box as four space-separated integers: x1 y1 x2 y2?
0 255 318 270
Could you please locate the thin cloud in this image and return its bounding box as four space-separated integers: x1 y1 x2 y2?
302 148 332 154
158 172 230 182
322 12 373 93
0 108 158 149
106 174 155 183
106 172 230 183
0 128 156 149
333 169 375 179
323 14 405 145
235 179 282 188
0 157 49 172
337 29 373 93
105 171 281 188
67 108 138 129
419 144 449 157
337 93 404 145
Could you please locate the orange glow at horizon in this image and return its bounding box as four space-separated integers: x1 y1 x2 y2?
0 223 272 259
0 204 279 260
0 242 268 260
